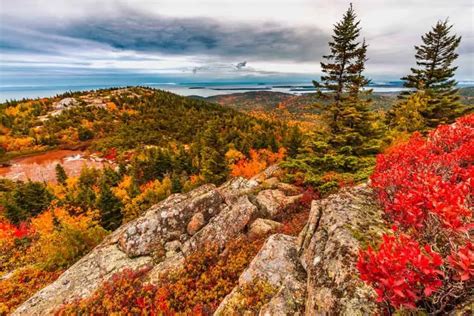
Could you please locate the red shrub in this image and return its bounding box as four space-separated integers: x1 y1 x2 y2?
357 233 443 309
447 242 474 282
359 114 474 312
0 221 33 241
56 267 159 315
370 114 473 231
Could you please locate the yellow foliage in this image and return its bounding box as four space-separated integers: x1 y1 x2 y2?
29 206 107 269
123 177 172 222
230 148 286 179
225 148 245 165
106 102 117 111
112 175 133 204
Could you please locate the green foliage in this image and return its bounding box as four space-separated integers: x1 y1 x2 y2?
77 126 94 141
400 20 467 127
96 178 123 231
284 4 382 194
284 125 304 158
2 181 53 224
55 164 68 185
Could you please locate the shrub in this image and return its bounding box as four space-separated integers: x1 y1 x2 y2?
55 267 157 315
358 114 474 313
57 235 268 315
357 232 443 310
29 206 108 269
370 114 473 232
0 267 62 314
230 148 286 179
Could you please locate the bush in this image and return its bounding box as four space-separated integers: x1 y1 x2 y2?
0 267 62 314
29 206 108 270
55 267 157 315
57 235 268 314
358 114 474 313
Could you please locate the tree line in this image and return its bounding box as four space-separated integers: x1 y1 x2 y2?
283 3 470 193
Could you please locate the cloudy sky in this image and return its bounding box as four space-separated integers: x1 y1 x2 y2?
0 0 473 81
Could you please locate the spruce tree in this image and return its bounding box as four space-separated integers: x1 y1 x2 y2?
313 4 377 153
400 20 463 127
97 179 123 231
55 163 68 185
199 121 228 184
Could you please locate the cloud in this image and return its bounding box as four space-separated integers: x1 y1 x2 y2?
0 0 472 79
38 12 328 63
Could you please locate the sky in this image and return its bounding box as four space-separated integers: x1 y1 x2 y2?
0 0 473 82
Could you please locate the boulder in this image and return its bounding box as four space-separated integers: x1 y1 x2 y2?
215 234 306 315
182 195 258 255
255 189 302 219
187 212 206 235
297 184 387 315
117 184 223 258
276 182 301 196
248 218 282 239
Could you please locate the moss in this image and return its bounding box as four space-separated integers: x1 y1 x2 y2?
219 278 278 314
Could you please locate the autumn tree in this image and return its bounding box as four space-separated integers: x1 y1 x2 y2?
386 91 428 134
400 20 465 127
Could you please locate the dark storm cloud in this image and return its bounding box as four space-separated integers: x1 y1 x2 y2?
41 12 330 62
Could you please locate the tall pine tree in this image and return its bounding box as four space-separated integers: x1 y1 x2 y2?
400 20 464 127
314 4 378 153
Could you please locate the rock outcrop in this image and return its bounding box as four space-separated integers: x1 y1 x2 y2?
215 234 306 315
13 167 301 315
14 164 396 316
297 184 387 315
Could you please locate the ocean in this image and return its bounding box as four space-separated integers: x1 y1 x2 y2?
1 74 472 102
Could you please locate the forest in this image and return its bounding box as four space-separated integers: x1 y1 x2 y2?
0 4 472 315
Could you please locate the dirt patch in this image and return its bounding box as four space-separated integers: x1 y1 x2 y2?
0 150 112 183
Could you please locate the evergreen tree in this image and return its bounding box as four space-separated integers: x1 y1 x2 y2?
55 163 68 185
3 181 53 224
400 20 464 127
199 121 228 183
285 126 303 158
313 4 377 153
96 179 123 231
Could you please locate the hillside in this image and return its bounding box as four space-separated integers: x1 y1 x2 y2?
10 165 389 315
200 88 473 128
0 88 295 314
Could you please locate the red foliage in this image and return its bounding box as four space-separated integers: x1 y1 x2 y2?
357 233 444 309
370 114 473 231
0 267 62 314
55 267 162 315
0 221 32 240
103 147 118 161
358 114 474 312
447 242 474 282
300 187 319 208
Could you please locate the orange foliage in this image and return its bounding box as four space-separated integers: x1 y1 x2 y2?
0 267 62 314
57 235 268 314
230 148 286 179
